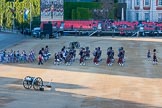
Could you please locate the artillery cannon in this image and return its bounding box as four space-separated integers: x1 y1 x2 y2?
23 76 44 91
69 41 80 49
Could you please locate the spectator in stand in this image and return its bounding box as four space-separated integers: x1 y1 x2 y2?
50 1 54 19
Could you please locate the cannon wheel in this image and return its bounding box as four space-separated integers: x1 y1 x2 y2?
23 76 32 89
33 77 43 90
69 42 73 49
75 42 80 48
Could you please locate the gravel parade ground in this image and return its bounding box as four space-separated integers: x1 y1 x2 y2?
0 33 162 108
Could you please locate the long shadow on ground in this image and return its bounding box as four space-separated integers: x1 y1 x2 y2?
0 77 161 108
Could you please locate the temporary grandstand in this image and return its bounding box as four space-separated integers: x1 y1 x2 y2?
39 0 162 37
40 20 162 37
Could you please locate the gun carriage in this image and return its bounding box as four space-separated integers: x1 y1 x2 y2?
23 76 43 90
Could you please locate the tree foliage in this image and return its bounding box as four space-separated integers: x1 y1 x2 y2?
0 0 40 29
0 0 116 29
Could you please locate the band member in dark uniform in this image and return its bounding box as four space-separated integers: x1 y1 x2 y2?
79 48 86 65
153 49 158 65
107 47 114 66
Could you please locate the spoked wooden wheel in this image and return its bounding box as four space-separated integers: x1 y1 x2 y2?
75 42 80 48
69 42 80 49
23 76 32 89
33 77 43 90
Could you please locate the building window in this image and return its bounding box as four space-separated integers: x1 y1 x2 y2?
158 13 162 22
135 0 140 6
144 0 150 6
145 13 150 21
129 0 132 9
136 13 139 21
158 0 162 5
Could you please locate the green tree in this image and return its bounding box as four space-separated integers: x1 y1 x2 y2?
1 0 40 29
